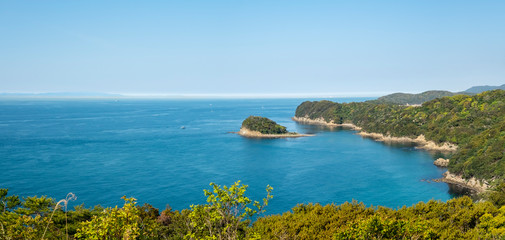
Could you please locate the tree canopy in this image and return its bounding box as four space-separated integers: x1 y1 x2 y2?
241 116 288 134
1 184 505 239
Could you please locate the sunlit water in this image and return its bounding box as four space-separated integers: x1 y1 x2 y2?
0 98 456 214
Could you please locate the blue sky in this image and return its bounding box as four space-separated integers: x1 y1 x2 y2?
1 1 504 96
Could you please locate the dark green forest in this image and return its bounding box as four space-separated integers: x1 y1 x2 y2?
2 181 505 239
241 116 288 134
295 90 505 183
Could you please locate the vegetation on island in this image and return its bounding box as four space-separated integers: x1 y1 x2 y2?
295 90 505 184
241 116 288 134
1 182 505 239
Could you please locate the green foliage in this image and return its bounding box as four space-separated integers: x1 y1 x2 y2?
16 195 54 216
477 206 505 239
334 215 435 239
2 185 505 239
253 196 505 239
185 181 273 240
0 189 20 212
0 189 72 239
489 183 505 207
75 196 163 239
0 183 273 240
241 116 288 134
295 90 505 182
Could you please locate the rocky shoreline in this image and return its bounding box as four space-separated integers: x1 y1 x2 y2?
442 171 489 193
293 116 457 152
237 127 312 138
434 158 450 167
357 132 458 152
292 116 362 130
292 115 492 193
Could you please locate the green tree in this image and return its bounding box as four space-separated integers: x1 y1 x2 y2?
186 181 273 240
489 183 505 207
75 196 162 239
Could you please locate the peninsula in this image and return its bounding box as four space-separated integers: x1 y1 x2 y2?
294 90 505 193
238 116 311 138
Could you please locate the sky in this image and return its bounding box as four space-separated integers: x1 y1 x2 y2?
1 1 504 96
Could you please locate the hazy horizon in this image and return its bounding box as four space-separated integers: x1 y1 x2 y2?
1 83 501 98
1 1 504 94
0 91 385 99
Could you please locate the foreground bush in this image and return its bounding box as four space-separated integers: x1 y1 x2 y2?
1 184 505 239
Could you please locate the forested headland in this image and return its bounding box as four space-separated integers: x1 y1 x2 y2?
295 90 505 187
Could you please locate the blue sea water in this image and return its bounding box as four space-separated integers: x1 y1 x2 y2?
0 98 454 214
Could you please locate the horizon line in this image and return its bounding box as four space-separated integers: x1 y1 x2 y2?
0 91 390 99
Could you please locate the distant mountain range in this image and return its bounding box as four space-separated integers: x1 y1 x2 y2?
1 84 503 102
464 84 505 94
375 90 457 105
376 84 505 105
0 92 122 97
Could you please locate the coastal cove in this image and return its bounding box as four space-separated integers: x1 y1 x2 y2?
0 98 461 214
293 91 505 194
292 116 488 193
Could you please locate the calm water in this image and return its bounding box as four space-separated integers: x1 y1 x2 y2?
0 98 454 214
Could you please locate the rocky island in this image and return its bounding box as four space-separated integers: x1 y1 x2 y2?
238 116 311 138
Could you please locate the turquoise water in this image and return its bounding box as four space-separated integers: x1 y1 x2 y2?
0 98 454 214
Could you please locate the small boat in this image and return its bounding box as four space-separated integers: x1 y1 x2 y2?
180 126 186 129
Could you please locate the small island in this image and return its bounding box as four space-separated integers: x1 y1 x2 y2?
238 116 311 138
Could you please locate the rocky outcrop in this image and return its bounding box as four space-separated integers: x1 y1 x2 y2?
442 171 489 193
293 117 457 152
434 158 450 167
238 127 312 138
356 132 457 152
292 117 361 130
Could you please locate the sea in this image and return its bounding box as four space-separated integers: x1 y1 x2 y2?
0 98 459 214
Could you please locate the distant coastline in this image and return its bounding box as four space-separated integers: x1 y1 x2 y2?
0 92 381 100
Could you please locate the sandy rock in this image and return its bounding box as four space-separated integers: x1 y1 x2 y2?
237 127 312 138
434 158 450 167
292 116 361 130
442 171 489 193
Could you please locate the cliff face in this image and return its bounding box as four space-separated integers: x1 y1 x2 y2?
443 171 489 193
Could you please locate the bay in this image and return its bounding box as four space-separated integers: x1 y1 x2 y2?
0 98 454 214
